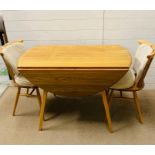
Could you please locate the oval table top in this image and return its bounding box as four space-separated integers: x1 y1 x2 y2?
18 45 132 97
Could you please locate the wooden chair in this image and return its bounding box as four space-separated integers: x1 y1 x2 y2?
109 40 155 123
0 16 8 45
0 40 41 116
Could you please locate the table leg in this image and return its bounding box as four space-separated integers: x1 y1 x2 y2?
36 88 41 108
39 90 47 131
101 90 113 133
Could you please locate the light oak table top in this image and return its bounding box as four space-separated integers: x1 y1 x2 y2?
18 45 131 96
18 45 131 69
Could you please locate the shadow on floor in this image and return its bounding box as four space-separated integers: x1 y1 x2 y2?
44 94 137 124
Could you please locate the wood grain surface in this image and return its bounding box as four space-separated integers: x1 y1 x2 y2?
18 45 131 96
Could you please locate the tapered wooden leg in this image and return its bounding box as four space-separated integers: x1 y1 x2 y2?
101 90 113 133
39 90 47 131
108 90 113 108
104 90 113 122
133 91 143 124
12 87 21 116
36 88 46 121
36 88 41 107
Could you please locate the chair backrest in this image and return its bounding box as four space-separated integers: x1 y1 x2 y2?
133 40 155 88
0 40 25 81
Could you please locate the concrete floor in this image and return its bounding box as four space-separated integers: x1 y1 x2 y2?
0 86 155 144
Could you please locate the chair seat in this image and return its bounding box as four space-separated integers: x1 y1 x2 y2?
15 75 34 87
111 69 136 89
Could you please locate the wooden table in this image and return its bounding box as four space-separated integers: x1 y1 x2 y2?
18 45 131 132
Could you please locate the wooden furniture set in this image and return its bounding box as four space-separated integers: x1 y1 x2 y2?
0 41 41 116
0 40 155 133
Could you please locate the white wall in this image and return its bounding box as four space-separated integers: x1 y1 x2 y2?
1 10 155 89
104 11 155 89
2 11 104 47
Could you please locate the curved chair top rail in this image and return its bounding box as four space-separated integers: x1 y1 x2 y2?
138 40 155 58
136 39 155 88
0 40 24 82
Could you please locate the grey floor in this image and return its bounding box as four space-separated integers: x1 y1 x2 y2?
0 84 8 95
0 76 9 96
0 86 155 144
0 58 9 96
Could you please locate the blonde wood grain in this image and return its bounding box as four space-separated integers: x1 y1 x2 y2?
36 88 41 107
19 69 127 97
18 45 131 69
18 45 131 97
101 90 113 132
133 91 143 123
12 87 21 116
39 90 47 131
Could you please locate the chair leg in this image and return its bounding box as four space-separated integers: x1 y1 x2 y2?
26 88 29 95
36 88 47 121
39 90 47 131
29 88 35 95
133 91 143 124
105 89 109 96
104 90 113 122
12 87 21 116
53 93 56 97
120 90 123 97
101 90 113 133
108 90 114 108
